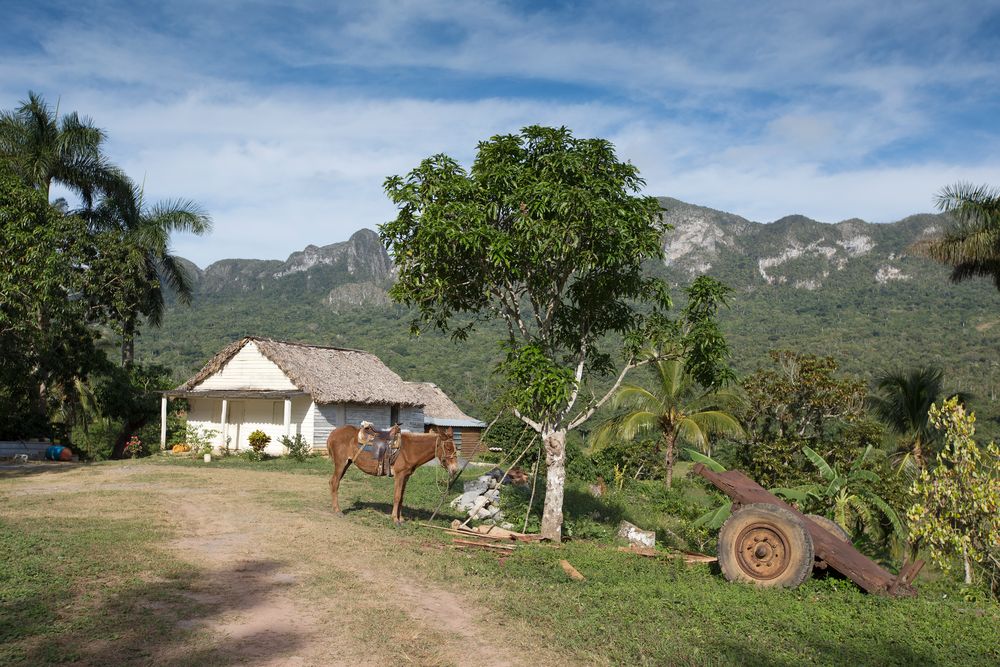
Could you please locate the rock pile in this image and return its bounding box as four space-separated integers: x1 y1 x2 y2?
451 467 506 523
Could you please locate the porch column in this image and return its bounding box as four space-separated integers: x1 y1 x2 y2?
160 396 168 450
283 398 292 438
220 399 229 448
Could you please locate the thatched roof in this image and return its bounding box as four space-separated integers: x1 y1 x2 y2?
178 337 424 406
405 382 485 428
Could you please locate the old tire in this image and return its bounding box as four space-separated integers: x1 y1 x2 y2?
718 503 814 588
806 514 850 543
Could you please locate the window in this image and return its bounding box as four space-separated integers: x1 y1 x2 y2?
273 401 283 424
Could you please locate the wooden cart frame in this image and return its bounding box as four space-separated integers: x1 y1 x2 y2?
693 463 923 597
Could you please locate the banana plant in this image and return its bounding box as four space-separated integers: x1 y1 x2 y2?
799 445 906 540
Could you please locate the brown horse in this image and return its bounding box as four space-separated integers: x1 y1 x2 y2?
326 424 459 524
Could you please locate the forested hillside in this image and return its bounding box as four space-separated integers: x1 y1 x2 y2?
137 199 1000 436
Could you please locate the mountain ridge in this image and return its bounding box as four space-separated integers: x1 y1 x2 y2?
144 198 1000 438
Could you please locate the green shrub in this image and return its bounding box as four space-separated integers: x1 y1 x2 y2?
590 437 663 482
242 448 265 462
280 434 311 461
69 418 121 460
183 425 218 458
248 429 271 453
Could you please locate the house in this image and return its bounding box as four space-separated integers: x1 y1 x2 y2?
160 337 427 456
405 382 487 458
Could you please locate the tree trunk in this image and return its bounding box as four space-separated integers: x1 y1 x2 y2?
122 318 135 367
540 429 567 542
912 436 924 471
963 547 974 586
664 432 676 489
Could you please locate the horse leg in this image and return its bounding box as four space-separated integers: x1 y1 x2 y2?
330 457 352 516
392 471 412 525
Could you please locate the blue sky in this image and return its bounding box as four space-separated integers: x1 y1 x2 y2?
3 0 999 267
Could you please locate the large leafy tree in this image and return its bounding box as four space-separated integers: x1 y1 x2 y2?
736 351 874 487
90 178 211 365
381 126 687 540
0 165 105 438
917 182 1000 290
0 91 124 205
594 352 744 488
909 398 1000 592
869 366 964 474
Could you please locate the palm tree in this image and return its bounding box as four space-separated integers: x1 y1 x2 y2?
0 91 126 206
594 354 744 488
869 366 965 474
91 178 211 365
917 182 1000 290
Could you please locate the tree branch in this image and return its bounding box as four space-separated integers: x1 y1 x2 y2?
567 357 651 431
513 408 542 433
558 346 588 424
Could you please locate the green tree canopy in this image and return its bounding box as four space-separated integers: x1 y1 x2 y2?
381 125 673 539
735 351 876 487
909 398 1000 593
0 165 105 437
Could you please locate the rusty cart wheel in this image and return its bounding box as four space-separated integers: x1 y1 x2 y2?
806 514 850 542
718 503 814 588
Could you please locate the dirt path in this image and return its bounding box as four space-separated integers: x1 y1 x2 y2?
4 463 556 667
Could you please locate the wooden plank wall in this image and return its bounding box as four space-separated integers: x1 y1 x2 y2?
428 426 484 458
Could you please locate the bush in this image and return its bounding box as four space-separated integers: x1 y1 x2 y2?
69 419 121 460
280 434 311 461
590 437 663 483
242 448 265 462
248 430 271 453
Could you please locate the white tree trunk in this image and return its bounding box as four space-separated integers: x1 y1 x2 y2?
540 429 567 542
964 548 974 585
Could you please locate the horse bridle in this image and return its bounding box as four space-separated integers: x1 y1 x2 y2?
435 431 457 463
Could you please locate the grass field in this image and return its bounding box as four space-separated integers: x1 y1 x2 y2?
1 457 997 666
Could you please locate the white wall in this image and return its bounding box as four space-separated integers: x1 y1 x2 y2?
187 397 223 446
196 341 296 390
186 396 311 456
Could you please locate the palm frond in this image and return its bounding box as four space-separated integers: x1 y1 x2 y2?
156 253 195 306
618 411 660 440
612 384 661 411
675 417 708 451
687 410 745 439
935 182 1000 222
147 198 212 234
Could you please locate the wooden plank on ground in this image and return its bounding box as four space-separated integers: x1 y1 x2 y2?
559 559 585 581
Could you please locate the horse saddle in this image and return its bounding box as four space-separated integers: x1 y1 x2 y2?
357 422 401 476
